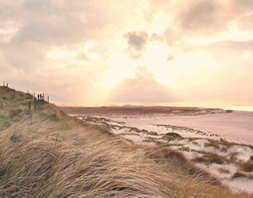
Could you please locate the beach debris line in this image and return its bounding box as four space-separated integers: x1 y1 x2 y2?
154 124 219 137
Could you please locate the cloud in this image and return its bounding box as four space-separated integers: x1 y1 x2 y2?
230 0 253 11
177 0 228 37
237 14 253 32
107 66 176 104
0 1 136 105
125 31 148 50
0 0 113 72
124 31 149 59
1 0 253 107
171 65 253 106
174 43 253 106
0 0 117 102
174 0 253 39
208 40 253 51
9 64 103 105
180 1 217 28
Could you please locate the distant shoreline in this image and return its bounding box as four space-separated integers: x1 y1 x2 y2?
60 105 229 116
226 106 253 112
59 105 253 112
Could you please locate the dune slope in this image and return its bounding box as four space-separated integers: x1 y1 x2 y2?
0 86 252 197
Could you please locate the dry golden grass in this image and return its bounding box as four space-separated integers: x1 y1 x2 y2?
0 86 252 197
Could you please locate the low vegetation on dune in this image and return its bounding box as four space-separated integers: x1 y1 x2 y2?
0 86 252 197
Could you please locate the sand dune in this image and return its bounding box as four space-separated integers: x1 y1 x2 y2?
64 107 253 194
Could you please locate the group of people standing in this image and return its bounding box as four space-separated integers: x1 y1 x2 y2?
37 93 45 101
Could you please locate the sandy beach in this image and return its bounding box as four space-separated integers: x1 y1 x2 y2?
105 110 253 145
63 107 253 194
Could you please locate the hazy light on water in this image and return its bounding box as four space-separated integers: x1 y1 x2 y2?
227 106 253 112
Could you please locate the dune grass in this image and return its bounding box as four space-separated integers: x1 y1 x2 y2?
0 86 252 197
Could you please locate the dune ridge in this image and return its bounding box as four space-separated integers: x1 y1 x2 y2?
0 86 252 197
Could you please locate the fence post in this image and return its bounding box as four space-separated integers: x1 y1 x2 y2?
28 102 31 113
34 98 36 110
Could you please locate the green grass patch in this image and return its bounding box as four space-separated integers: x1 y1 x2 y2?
192 156 208 164
204 142 220 149
9 109 23 122
192 141 200 146
45 113 59 122
146 131 158 136
240 161 253 172
229 152 238 160
192 153 226 165
0 121 10 131
219 138 238 148
232 171 253 179
232 171 247 179
220 146 228 153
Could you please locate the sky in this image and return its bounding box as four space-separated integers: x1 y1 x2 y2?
0 0 253 107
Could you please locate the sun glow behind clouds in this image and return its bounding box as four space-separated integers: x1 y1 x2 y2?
149 12 172 34
227 20 253 42
47 48 76 59
100 52 136 88
4 0 252 106
100 37 220 90
140 41 219 86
